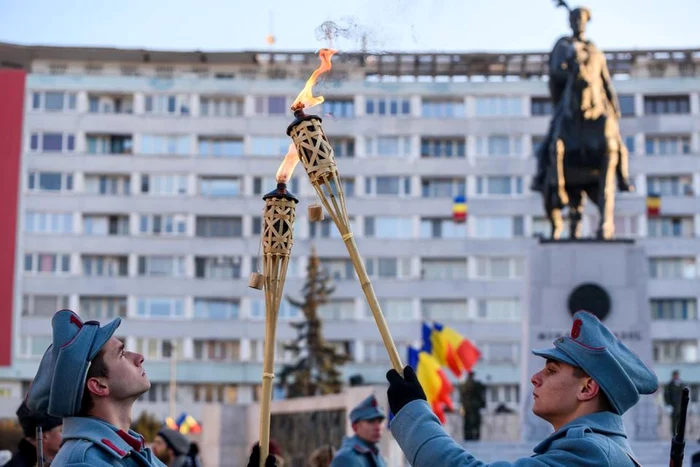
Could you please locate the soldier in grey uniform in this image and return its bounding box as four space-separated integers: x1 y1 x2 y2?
331 395 387 467
386 311 658 467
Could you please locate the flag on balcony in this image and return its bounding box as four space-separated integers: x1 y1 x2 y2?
407 346 454 424
646 194 661 217
453 195 467 223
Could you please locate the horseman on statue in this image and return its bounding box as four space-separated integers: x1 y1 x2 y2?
531 1 633 240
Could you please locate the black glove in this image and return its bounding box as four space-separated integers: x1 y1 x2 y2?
247 444 277 467
386 365 427 416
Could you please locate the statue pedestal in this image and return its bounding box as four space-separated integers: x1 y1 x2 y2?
520 239 658 442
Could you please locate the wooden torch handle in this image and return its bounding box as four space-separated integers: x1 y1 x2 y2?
258 320 278 467
342 233 403 374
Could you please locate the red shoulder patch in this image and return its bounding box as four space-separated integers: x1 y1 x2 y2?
571 319 583 339
102 439 126 456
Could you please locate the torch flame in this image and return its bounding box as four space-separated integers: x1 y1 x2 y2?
291 48 337 112
276 143 300 183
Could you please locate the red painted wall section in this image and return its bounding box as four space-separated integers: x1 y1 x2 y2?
0 69 25 367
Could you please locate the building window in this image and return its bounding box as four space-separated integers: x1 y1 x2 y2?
254 96 289 115
421 259 467 280
22 295 69 316
644 95 690 115
194 299 240 319
199 97 243 117
29 132 75 153
27 172 73 193
17 336 54 358
141 135 191 156
250 136 291 156
647 176 694 196
365 97 410 116
475 97 523 117
365 257 412 279
533 216 570 240
252 176 300 195
421 178 466 198
321 258 355 281
24 253 70 275
477 299 521 321
193 340 241 361
323 99 355 118
420 138 466 158
199 177 242 197
144 94 191 116
87 94 133 114
82 255 128 277
365 136 412 157
530 97 552 116
198 138 244 157
134 339 183 361
651 299 697 320
364 341 410 364
420 218 467 239
476 135 523 157
318 300 356 320
618 95 635 117
645 136 691 156
653 340 698 363
139 214 187 236
647 217 694 238
366 299 414 321
328 137 355 158
474 257 524 279
421 99 465 118
474 216 525 238
31 91 77 112
25 212 73 234
309 217 354 239
86 134 133 155
195 217 242 237
476 176 523 195
136 298 185 319
83 215 129 236
195 256 242 279
364 216 413 239
481 342 519 364
79 296 128 319
421 300 469 322
138 256 186 277
140 175 188 195
85 175 131 195
365 176 411 196
649 258 697 280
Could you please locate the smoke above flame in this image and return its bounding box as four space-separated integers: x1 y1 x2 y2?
290 48 337 112
276 143 300 183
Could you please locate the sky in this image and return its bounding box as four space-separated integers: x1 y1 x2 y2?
0 0 698 53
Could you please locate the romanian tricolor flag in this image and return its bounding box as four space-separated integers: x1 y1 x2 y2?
647 194 661 217
166 413 202 434
429 322 481 378
453 195 467 223
407 347 454 424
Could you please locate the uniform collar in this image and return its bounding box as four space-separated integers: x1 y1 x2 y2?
350 435 379 455
61 416 147 460
533 411 628 454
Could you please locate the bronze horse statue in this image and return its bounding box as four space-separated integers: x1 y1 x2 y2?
531 3 633 240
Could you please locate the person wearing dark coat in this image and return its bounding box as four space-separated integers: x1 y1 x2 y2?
6 401 63 467
152 428 202 467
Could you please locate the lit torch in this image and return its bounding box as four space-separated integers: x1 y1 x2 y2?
286 49 403 373
250 144 299 466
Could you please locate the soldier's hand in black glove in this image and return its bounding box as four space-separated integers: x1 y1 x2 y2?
386 365 427 416
247 444 277 467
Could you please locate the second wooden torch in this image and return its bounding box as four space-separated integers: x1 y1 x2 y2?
251 145 299 466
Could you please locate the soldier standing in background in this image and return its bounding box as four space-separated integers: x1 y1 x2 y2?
459 372 486 440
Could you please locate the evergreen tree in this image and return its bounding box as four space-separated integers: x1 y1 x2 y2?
278 247 350 397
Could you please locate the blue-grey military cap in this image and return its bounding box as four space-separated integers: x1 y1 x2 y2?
350 394 385 423
26 309 120 417
532 310 658 415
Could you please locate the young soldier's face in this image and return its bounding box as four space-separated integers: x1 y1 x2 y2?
530 359 582 424
102 337 151 400
353 418 383 444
